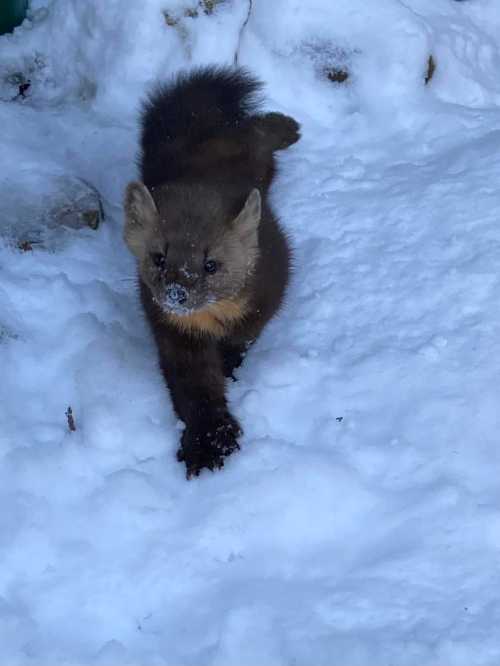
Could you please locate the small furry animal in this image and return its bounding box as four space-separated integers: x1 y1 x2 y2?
124 66 300 477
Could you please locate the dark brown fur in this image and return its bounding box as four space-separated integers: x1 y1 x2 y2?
124 66 300 477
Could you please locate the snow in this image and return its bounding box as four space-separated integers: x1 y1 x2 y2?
2 0 500 664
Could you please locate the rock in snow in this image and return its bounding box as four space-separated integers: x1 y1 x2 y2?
0 171 103 250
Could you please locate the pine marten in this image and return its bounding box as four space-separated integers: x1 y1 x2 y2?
124 66 300 478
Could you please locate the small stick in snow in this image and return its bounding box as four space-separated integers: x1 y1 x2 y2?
66 406 76 432
425 55 436 85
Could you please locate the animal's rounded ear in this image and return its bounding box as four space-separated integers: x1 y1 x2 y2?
244 188 261 222
124 181 158 256
233 188 261 244
124 181 158 226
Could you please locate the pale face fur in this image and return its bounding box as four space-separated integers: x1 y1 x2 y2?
123 181 261 316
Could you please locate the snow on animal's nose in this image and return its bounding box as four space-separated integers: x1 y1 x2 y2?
165 283 188 305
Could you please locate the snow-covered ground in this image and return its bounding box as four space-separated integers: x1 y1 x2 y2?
2 1 500 664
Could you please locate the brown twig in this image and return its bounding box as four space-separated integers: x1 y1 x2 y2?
234 0 253 65
425 55 436 85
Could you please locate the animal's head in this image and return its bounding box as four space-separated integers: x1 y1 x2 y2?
123 181 261 314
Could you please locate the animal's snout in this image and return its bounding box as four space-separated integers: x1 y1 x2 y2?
166 284 188 305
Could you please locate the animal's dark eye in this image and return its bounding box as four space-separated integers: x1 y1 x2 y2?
204 259 217 274
152 253 165 268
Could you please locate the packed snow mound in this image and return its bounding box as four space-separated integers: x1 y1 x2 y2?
2 1 500 665
0 0 248 108
2 0 500 117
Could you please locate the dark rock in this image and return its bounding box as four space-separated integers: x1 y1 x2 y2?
0 171 104 249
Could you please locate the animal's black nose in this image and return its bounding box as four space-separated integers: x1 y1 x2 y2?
166 285 188 305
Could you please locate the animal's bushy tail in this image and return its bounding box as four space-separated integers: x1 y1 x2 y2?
140 66 263 186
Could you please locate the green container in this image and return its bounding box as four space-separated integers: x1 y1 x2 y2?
0 0 28 35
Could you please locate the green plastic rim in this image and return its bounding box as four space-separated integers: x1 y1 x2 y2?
0 0 28 35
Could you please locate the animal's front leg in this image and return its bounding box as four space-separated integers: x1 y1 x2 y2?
157 338 242 478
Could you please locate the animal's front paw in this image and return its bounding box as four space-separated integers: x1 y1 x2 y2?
177 412 242 479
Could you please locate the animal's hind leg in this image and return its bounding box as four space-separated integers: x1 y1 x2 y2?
253 112 301 152
219 341 249 380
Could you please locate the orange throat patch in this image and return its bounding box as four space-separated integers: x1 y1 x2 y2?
166 297 248 337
